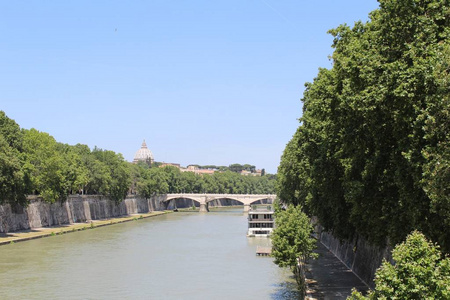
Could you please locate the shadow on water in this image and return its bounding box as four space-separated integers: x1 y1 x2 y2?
270 275 303 300
208 207 246 216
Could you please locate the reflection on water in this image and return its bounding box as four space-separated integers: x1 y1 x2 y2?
270 275 303 300
0 208 300 299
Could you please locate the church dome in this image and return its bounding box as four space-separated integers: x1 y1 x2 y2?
133 140 154 164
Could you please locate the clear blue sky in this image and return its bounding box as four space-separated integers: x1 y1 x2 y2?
0 0 379 174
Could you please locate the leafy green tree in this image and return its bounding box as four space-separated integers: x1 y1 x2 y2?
271 204 317 269
57 143 89 195
202 174 217 193
0 111 23 150
277 0 450 251
136 167 169 198
200 165 217 170
349 231 450 299
161 166 182 193
71 144 109 195
277 128 310 209
229 164 244 173
243 164 256 172
181 171 204 193
85 157 112 195
271 204 317 295
92 147 130 202
0 108 276 204
0 135 28 205
0 112 28 205
421 43 450 252
217 166 229 172
129 162 147 194
22 129 68 203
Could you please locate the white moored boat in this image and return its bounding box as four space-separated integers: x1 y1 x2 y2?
247 205 274 237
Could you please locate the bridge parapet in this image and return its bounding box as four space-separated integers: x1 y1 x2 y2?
162 193 276 212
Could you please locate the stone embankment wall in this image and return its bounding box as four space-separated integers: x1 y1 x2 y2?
0 195 259 233
0 195 166 233
317 230 393 288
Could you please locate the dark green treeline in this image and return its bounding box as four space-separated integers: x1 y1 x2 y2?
277 0 449 252
131 163 275 198
0 111 275 206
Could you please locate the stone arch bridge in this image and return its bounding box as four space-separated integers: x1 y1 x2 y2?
161 193 276 212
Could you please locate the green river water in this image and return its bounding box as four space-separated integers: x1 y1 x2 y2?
0 208 301 299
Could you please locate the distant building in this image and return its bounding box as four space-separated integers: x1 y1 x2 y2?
133 140 154 164
240 169 262 176
240 170 252 176
160 162 181 168
181 165 215 175
196 169 215 175
132 143 264 177
254 169 262 176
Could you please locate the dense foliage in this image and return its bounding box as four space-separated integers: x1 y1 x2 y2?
271 204 317 269
0 111 28 206
0 111 275 204
349 231 450 299
277 0 450 252
271 203 317 294
131 163 275 198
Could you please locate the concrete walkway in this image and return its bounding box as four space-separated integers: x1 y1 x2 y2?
0 211 171 246
305 241 369 299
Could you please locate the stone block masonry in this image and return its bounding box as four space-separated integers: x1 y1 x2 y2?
318 230 393 288
0 195 166 233
0 194 261 234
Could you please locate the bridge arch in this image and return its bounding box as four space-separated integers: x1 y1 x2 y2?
162 196 202 210
160 193 276 212
205 197 244 205
164 195 202 203
246 197 274 205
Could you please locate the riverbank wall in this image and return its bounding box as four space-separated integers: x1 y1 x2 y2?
0 195 261 233
0 195 167 233
316 229 393 288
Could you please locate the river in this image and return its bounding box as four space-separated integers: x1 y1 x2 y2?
0 208 301 299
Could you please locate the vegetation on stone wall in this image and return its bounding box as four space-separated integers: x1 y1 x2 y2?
0 111 275 205
277 0 449 252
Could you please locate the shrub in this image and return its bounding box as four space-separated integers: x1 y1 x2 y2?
349 231 450 299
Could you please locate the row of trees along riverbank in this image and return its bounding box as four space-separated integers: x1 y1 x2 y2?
0 111 276 206
273 0 449 298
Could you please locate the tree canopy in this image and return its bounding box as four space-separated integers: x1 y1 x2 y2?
271 203 317 294
132 165 275 198
0 111 276 205
277 0 450 251
0 112 28 205
349 231 450 299
271 204 317 269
